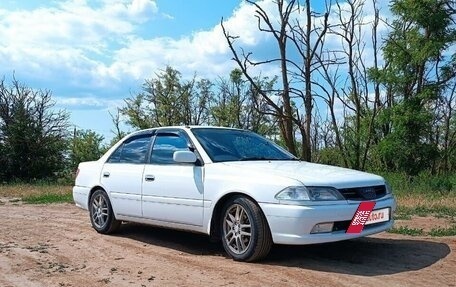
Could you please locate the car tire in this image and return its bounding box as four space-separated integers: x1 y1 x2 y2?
221 196 272 262
89 189 120 234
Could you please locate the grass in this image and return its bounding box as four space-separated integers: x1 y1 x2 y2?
390 224 456 237
385 172 456 220
22 193 73 204
393 193 456 226
394 204 456 219
382 173 456 237
0 183 73 204
428 225 456 237
389 226 425 236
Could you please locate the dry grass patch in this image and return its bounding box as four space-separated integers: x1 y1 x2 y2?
0 184 72 204
397 193 456 210
392 192 456 236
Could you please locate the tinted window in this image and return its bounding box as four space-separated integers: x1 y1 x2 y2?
107 146 122 163
150 134 189 164
108 136 151 164
191 128 296 162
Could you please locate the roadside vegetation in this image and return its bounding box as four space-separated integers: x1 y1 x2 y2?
0 183 72 204
386 173 456 236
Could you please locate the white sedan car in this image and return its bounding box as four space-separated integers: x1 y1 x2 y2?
73 126 396 261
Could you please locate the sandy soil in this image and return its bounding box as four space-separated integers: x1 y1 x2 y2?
0 200 455 287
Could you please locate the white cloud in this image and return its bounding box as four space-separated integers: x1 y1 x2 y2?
222 0 276 46
104 0 158 23
322 0 391 67
0 0 278 97
98 0 279 81
55 96 124 110
2 0 285 91
161 13 174 20
0 0 159 89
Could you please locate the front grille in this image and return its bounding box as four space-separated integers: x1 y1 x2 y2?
338 185 386 201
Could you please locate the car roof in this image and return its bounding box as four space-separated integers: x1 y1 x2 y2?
126 125 244 137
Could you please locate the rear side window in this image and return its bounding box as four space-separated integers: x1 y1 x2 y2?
150 134 189 164
108 136 151 164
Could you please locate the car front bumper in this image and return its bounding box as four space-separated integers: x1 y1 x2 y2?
259 196 396 245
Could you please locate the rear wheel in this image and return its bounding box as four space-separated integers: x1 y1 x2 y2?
221 196 272 262
89 189 120 234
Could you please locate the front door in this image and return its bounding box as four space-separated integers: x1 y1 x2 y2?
142 130 204 226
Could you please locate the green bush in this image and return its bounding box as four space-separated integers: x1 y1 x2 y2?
379 172 455 195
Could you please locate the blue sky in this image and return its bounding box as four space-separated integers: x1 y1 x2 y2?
0 0 260 140
0 0 387 141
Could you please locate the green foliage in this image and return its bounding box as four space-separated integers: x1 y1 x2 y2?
368 0 456 176
69 129 105 170
316 147 345 167
0 78 69 182
211 69 277 135
381 172 455 195
121 66 213 128
120 66 278 137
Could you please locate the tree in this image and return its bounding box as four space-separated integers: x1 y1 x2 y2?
369 0 456 176
69 129 105 170
106 109 128 148
0 77 69 181
314 0 384 170
437 79 456 172
121 66 212 129
222 0 330 160
211 69 278 135
221 0 299 156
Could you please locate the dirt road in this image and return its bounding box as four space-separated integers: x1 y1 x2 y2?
0 201 455 287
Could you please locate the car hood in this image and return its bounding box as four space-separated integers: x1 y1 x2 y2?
221 161 385 189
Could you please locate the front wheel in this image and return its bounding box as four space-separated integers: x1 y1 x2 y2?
221 196 272 262
89 189 120 234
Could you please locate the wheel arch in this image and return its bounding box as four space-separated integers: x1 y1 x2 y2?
87 185 106 207
209 192 270 241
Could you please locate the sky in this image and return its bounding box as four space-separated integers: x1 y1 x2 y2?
0 0 389 142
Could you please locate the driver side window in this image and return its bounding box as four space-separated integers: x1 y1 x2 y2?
150 134 189 164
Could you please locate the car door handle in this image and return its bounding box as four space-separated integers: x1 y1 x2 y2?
144 175 155 182
103 172 110 178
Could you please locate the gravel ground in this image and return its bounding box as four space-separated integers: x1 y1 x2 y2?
0 201 455 287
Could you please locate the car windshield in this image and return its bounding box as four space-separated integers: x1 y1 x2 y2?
191 128 297 162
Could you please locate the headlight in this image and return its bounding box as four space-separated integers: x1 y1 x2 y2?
275 186 311 200
385 181 393 194
275 186 344 201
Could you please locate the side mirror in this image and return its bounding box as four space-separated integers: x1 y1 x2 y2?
173 150 197 163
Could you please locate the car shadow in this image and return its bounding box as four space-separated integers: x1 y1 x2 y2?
115 223 450 276
263 237 451 276
116 223 224 256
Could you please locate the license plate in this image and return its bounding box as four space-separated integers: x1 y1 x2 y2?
365 208 390 225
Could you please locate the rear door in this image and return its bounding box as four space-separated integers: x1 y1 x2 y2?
101 133 153 218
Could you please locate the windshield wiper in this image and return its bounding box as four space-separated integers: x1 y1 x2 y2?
239 157 297 161
240 156 273 161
